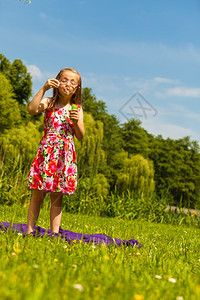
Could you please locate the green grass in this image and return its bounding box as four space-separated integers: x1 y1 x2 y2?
0 203 200 300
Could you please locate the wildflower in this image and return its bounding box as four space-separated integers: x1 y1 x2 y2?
155 275 162 279
104 256 109 260
11 252 16 256
33 264 39 269
14 248 20 254
60 263 63 267
73 264 77 268
176 297 184 300
134 295 144 300
73 284 83 291
134 252 141 256
18 233 22 236
54 259 59 263
92 245 96 249
168 277 176 283
72 240 77 243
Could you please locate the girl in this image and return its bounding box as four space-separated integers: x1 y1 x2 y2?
27 68 85 234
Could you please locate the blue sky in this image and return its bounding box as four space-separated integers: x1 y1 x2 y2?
1 0 200 142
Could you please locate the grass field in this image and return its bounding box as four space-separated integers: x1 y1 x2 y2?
0 203 200 300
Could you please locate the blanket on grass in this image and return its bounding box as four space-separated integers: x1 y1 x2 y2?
0 222 142 248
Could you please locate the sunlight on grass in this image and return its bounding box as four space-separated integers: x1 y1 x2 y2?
0 204 200 300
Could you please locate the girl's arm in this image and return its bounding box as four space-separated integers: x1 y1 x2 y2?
71 107 85 141
28 79 60 115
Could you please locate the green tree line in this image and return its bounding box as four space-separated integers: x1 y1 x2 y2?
1 53 200 209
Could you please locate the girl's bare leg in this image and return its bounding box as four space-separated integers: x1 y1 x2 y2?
50 192 63 233
27 190 46 234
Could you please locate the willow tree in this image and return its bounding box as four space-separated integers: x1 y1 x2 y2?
0 122 42 168
0 73 21 133
74 112 109 196
116 152 155 196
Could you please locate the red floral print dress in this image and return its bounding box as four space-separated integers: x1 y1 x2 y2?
27 104 81 194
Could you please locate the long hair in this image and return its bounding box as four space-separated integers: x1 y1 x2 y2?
47 68 82 110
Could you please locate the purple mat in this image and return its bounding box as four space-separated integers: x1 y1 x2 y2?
0 222 142 248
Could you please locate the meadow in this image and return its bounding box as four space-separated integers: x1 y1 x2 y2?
0 203 199 300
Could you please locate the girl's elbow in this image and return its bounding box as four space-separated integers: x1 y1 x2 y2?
27 105 34 115
77 131 85 141
27 106 33 115
27 105 39 115
77 134 84 141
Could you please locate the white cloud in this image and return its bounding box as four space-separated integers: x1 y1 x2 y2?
154 77 180 84
167 104 200 120
124 76 180 93
117 104 200 140
147 103 200 120
166 87 200 98
27 65 43 80
159 124 198 140
27 64 54 82
124 76 200 100
142 118 199 141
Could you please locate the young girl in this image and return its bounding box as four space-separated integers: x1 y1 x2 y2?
27 68 85 234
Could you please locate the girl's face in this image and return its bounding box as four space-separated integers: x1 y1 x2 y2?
58 70 80 97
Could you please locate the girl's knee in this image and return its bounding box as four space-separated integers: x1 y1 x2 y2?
50 192 63 207
32 190 46 202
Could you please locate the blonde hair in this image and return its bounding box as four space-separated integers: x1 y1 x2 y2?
47 68 82 109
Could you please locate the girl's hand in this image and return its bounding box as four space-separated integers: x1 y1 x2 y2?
44 78 60 91
69 108 79 124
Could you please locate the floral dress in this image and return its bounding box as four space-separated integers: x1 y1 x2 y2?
27 104 81 195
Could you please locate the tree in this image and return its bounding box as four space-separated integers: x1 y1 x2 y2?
115 151 155 195
75 112 106 180
82 87 107 122
0 73 21 133
8 59 32 105
0 122 42 167
74 112 110 197
0 54 32 123
101 113 124 188
122 118 151 158
149 135 200 208
82 87 124 188
0 54 10 75
79 174 110 197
